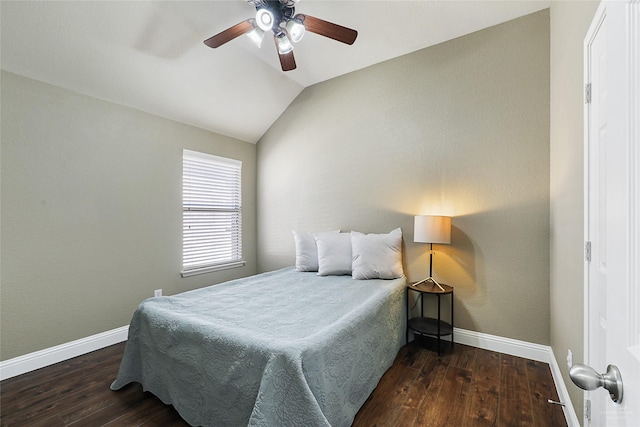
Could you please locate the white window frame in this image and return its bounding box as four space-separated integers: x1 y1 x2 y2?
181 149 244 277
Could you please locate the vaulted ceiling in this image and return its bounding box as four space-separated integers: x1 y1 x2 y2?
1 1 549 143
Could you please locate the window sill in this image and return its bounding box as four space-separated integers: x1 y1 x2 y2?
181 260 246 278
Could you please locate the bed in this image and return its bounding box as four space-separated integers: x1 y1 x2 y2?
110 267 406 426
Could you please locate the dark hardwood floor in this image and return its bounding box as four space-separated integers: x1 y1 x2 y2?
1 339 566 426
353 339 566 427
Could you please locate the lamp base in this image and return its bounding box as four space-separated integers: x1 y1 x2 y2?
411 276 446 292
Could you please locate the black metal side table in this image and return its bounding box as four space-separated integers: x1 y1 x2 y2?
406 281 454 355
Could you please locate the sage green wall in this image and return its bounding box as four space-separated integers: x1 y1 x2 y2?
0 71 257 360
549 1 599 422
257 11 550 345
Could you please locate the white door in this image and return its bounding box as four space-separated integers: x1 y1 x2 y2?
584 5 608 424
582 1 640 426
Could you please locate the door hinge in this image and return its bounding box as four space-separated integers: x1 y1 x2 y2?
585 83 592 104
585 241 592 262
585 398 591 421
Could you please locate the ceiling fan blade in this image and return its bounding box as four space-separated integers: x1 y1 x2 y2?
297 14 357 45
273 33 296 71
277 48 297 72
204 19 254 48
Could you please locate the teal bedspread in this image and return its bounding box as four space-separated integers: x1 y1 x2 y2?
111 267 406 426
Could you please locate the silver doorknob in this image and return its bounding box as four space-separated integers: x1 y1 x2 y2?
569 363 624 404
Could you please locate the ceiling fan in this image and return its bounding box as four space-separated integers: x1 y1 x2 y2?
203 0 358 72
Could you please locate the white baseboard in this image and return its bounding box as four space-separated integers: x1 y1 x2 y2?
0 325 128 381
453 327 578 427
453 327 551 362
548 348 582 427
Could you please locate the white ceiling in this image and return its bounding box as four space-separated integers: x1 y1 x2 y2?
1 1 549 143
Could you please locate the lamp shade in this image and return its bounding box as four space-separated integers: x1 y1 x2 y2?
414 215 451 244
286 18 305 43
256 8 274 31
246 26 265 48
276 32 293 54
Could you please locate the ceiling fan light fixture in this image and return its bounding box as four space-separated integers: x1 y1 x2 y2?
276 32 293 54
286 18 305 43
256 8 274 31
246 26 265 47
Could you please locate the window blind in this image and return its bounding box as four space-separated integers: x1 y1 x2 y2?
182 149 243 276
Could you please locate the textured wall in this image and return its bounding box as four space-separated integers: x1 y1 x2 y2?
257 11 550 345
0 71 257 360
549 1 599 422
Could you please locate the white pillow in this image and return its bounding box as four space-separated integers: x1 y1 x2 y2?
351 228 404 280
292 230 339 272
314 232 353 276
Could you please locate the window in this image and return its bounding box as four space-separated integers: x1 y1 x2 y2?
182 149 243 277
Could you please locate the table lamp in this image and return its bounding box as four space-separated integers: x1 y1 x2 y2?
413 215 451 291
